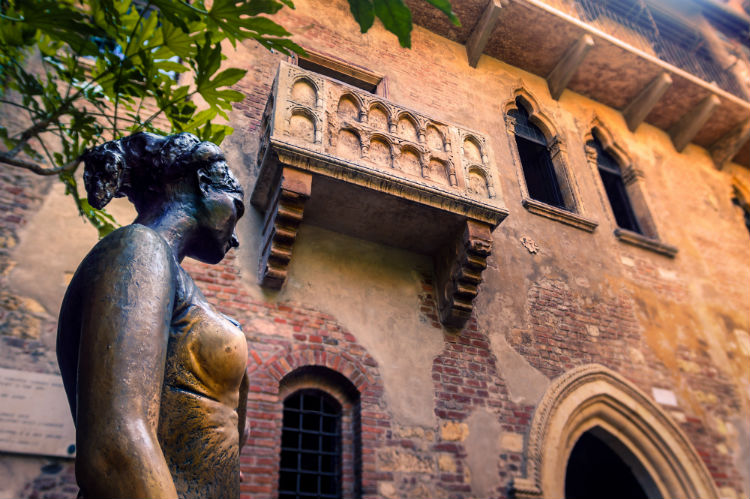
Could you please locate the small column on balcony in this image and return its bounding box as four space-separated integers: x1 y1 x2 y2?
434 220 493 328
258 167 312 289
547 34 594 100
466 0 507 68
622 72 673 132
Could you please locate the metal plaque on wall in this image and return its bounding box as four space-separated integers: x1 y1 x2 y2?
0 367 76 458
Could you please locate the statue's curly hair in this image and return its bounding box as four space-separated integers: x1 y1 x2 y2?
82 132 242 212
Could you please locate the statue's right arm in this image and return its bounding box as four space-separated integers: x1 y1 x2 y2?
73 226 178 499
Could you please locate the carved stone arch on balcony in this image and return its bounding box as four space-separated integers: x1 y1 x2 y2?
367 100 391 131
425 124 448 153
396 143 424 178
395 111 420 143
337 91 364 123
289 75 322 108
512 364 718 499
461 133 487 165
466 165 493 199
287 106 321 144
335 127 363 162
367 133 395 167
424 156 452 186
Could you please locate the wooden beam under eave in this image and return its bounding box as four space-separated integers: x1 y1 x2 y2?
668 94 721 153
466 0 506 68
710 119 750 170
547 34 594 100
622 72 672 132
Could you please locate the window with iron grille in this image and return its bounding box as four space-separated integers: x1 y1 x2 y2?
589 137 642 233
279 389 342 499
508 100 566 209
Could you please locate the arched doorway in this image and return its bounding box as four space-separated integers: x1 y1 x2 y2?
512 364 718 499
565 427 661 499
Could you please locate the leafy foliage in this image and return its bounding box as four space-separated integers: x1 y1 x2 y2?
0 0 302 236
347 0 460 48
0 0 456 236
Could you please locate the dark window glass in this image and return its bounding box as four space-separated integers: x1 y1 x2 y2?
589 137 641 233
298 58 378 93
509 101 566 209
279 390 342 499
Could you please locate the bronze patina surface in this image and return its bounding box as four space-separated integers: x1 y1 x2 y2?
56 132 248 499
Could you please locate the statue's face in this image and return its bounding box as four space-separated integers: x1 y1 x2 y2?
189 162 245 264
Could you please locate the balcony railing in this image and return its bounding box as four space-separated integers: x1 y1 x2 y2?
550 0 745 99
253 61 508 231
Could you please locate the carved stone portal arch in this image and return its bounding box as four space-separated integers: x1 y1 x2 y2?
512 364 718 499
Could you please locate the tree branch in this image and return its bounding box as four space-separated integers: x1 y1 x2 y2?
6 65 114 158
0 153 80 175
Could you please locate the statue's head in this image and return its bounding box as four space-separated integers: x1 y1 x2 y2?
82 132 244 263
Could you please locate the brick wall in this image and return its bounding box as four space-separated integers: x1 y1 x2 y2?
0 168 59 372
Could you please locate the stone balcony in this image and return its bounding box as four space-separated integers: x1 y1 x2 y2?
406 0 750 167
252 62 509 328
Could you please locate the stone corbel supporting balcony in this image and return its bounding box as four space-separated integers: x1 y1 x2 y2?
258 167 311 289
252 62 509 328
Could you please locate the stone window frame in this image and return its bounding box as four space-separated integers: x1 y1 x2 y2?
504 89 597 232
290 50 387 97
585 121 678 257
279 366 362 499
731 176 750 235
511 364 719 499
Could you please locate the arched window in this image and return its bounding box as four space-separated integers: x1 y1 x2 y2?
565 428 660 499
512 364 718 499
508 98 566 209
277 366 361 499
588 135 641 233
280 389 343 499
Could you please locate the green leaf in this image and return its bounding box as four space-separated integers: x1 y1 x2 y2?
149 0 201 33
373 0 412 48
209 68 246 89
254 36 306 56
161 19 194 59
424 0 460 26
184 108 217 132
155 60 189 73
348 0 375 33
193 37 222 88
237 0 291 16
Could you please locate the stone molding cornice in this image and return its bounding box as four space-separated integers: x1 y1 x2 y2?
255 139 509 228
614 228 678 258
521 197 598 232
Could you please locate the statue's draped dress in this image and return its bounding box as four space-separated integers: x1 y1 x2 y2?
158 263 248 499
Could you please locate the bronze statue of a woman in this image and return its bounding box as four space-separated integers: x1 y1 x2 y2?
56 132 249 499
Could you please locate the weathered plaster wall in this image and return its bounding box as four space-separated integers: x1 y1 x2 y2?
1 0 748 497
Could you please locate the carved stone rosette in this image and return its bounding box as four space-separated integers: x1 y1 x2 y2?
252 62 509 327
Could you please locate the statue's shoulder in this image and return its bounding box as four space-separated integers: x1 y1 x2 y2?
105 223 166 244
86 224 174 268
